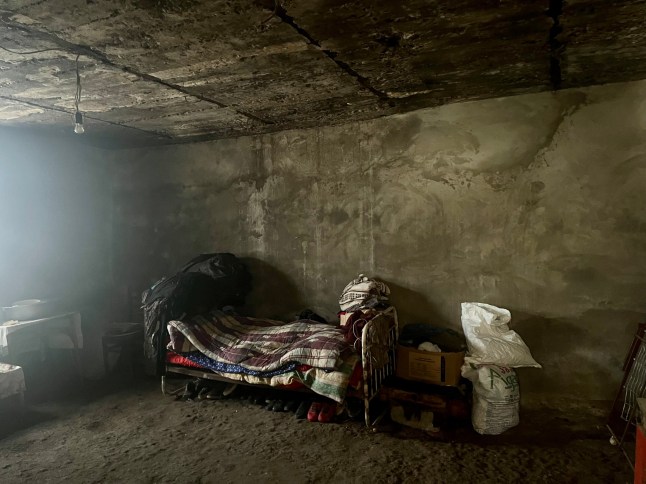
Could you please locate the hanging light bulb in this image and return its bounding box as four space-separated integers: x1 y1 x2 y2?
74 110 84 134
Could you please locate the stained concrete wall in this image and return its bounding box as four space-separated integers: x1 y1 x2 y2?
0 130 113 377
112 79 646 400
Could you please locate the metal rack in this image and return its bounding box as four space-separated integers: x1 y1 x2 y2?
608 323 646 469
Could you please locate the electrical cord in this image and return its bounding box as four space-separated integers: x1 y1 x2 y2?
0 44 66 55
0 43 82 106
74 53 81 111
1 40 84 123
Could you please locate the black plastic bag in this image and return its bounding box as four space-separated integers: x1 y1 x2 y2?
142 253 252 375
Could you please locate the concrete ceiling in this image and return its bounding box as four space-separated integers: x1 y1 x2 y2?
1 0 645 145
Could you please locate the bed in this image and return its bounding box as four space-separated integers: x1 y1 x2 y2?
158 307 398 426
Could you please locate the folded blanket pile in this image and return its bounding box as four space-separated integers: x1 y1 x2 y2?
167 310 351 372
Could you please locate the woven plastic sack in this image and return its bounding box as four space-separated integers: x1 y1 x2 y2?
462 363 520 435
461 302 541 368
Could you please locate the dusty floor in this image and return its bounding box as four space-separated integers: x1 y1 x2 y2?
0 375 632 484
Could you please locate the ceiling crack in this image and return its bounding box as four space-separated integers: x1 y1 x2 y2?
60 11 123 32
272 4 390 101
0 94 172 138
0 11 273 126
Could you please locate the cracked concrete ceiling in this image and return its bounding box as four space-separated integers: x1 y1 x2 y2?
1 0 646 145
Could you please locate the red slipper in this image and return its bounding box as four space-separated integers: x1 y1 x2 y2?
318 403 336 423
307 402 322 422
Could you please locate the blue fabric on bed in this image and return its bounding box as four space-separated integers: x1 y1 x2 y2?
181 352 298 377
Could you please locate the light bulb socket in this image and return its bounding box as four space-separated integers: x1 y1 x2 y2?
73 111 85 134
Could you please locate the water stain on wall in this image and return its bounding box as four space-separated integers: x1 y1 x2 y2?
328 208 350 225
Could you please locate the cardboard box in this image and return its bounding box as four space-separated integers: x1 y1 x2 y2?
396 346 464 386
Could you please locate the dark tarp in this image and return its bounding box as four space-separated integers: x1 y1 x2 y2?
142 253 251 375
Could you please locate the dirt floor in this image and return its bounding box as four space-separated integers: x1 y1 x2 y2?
0 370 632 484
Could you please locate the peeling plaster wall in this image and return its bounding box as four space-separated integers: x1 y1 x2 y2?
112 79 646 399
0 130 112 376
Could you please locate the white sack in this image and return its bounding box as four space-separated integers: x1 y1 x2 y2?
462 363 520 435
461 302 541 368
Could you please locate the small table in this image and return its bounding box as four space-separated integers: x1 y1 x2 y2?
0 363 26 404
0 312 83 378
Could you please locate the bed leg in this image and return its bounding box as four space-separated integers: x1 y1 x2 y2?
161 375 167 395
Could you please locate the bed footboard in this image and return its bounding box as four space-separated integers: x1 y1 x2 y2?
361 307 398 427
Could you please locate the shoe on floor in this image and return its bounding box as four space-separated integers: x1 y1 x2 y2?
194 379 209 393
307 402 323 422
346 398 363 420
295 400 310 419
205 388 224 400
272 400 285 412
284 400 298 413
222 383 238 397
318 403 336 423
178 381 198 401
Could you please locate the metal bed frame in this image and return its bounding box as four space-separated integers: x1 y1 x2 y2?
160 307 399 427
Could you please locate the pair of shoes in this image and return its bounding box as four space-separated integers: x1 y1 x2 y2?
264 399 285 411
307 402 336 423
266 399 286 412
195 382 226 400
307 402 322 422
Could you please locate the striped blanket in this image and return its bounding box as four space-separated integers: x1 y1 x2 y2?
167 351 359 403
200 355 360 403
167 311 352 372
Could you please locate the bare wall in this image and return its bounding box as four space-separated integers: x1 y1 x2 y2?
112 79 646 400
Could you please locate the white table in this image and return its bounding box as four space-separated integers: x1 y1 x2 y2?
0 312 83 377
